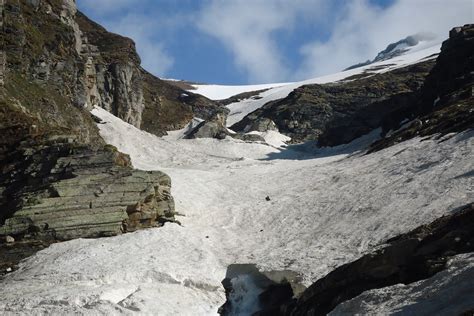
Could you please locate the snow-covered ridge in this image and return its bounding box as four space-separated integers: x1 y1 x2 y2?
191 43 441 127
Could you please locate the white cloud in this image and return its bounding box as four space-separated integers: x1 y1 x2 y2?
296 0 474 79
79 0 138 14
77 1 175 76
197 0 328 84
78 0 473 83
104 14 175 76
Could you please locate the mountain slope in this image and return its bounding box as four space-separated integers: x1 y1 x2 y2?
191 44 440 129
0 102 471 315
0 2 472 315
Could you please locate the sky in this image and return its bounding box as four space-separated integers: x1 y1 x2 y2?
77 0 473 85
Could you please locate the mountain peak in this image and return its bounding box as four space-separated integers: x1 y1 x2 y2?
345 32 438 70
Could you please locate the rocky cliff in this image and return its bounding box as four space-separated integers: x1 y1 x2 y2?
0 0 207 268
3 0 222 135
370 24 474 152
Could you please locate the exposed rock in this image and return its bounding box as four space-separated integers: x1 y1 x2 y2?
141 70 223 136
0 139 175 241
232 61 434 145
231 133 266 143
0 0 181 267
240 118 278 133
4 0 223 135
185 107 230 139
218 264 304 316
219 88 269 105
281 203 474 316
370 24 474 152
5 236 14 243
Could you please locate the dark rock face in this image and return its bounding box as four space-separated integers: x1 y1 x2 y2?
370 24 474 152
283 203 474 316
218 264 304 316
232 61 434 145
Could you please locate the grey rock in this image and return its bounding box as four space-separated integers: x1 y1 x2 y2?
186 108 230 140
0 141 175 241
231 133 266 142
242 118 278 133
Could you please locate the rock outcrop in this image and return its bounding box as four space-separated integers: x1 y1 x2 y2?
185 107 230 139
370 24 474 152
4 0 223 136
0 100 175 241
0 140 174 241
231 61 434 145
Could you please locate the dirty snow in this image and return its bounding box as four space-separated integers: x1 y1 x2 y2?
0 105 472 315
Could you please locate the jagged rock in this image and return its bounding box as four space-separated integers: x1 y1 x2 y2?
0 0 183 259
241 118 278 133
4 0 223 136
370 24 474 152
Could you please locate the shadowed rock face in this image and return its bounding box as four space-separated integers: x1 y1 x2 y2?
284 203 474 316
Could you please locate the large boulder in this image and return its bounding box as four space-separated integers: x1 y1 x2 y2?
0 138 175 241
185 107 230 139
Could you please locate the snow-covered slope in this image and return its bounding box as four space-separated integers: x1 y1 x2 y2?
191 43 441 127
0 106 472 315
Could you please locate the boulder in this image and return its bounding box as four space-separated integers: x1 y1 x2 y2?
185 107 230 140
0 141 175 241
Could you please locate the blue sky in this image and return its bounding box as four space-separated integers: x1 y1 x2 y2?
78 0 472 85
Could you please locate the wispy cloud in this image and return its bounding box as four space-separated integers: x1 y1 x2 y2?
79 0 472 83
78 0 176 76
296 0 473 79
104 13 175 76
196 0 328 84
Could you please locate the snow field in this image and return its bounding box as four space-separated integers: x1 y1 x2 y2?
0 106 472 315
